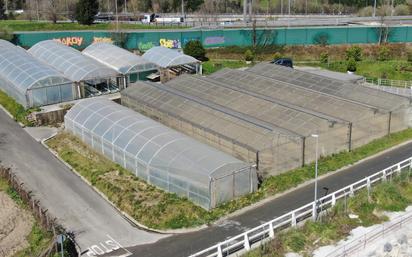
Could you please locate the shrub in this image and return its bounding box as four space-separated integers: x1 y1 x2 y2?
272 52 282 61
313 32 330 46
378 45 391 61
346 46 362 61
394 4 410 15
0 26 13 41
244 49 255 62
407 51 412 62
183 40 207 61
320 52 329 64
358 6 374 16
347 57 357 72
75 0 99 25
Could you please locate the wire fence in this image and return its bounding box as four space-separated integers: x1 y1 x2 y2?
364 78 412 89
0 166 77 257
188 156 412 257
324 211 412 257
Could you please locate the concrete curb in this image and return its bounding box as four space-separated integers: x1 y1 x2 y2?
0 104 25 127
41 133 208 235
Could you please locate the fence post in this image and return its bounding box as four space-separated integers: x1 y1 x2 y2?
312 202 317 221
367 177 371 190
244 234 251 250
331 194 336 206
217 244 223 257
269 222 275 238
349 185 354 197
382 170 387 182
397 163 401 173
291 212 297 227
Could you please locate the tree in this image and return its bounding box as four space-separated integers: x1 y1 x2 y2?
75 0 99 25
47 0 59 23
0 26 13 41
183 40 207 61
0 0 5 20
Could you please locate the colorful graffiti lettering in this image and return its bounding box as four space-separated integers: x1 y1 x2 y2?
138 41 155 51
183 37 201 45
53 37 83 47
159 38 181 49
204 36 225 46
92 37 113 44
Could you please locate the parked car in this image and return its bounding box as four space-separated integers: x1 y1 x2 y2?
271 58 293 68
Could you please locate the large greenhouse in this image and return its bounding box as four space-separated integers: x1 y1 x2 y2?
208 68 395 149
65 98 257 209
248 63 412 134
28 40 120 98
121 76 351 176
82 43 157 83
0 39 73 108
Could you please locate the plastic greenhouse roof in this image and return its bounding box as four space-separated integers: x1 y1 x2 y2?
165 75 339 137
83 43 157 75
142 46 200 68
209 68 379 122
65 98 250 181
248 63 410 112
121 82 293 152
0 40 71 93
28 40 118 82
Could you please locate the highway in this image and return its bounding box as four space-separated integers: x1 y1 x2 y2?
128 140 412 257
0 109 167 256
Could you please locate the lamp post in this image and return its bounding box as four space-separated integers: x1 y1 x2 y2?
311 134 319 221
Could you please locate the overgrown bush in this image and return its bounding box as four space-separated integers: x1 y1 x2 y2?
378 45 391 61
358 6 374 16
183 40 207 61
407 50 412 62
0 25 13 41
244 49 255 62
346 45 362 61
394 4 410 15
320 52 329 64
272 52 282 61
347 57 357 72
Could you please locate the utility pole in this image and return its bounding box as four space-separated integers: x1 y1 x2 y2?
124 0 127 13
288 0 291 15
281 0 283 15
115 0 119 31
373 0 377 17
311 134 319 221
181 0 184 18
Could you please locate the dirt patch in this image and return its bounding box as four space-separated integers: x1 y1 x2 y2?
0 192 34 257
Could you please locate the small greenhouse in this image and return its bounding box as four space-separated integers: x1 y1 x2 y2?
65 98 257 209
0 39 73 108
28 40 120 98
83 43 157 83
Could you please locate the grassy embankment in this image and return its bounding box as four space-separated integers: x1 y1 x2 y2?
47 128 412 230
0 20 187 31
0 177 54 257
0 90 37 126
244 172 412 257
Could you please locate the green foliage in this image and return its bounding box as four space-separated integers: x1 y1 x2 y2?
346 45 362 61
14 223 54 257
244 49 255 62
0 0 5 20
6 187 24 206
313 32 330 46
0 25 13 41
394 4 410 15
183 40 207 61
378 45 391 61
346 57 357 72
281 229 306 252
407 50 412 62
75 0 99 25
320 52 329 64
0 89 34 126
358 6 374 16
272 52 283 61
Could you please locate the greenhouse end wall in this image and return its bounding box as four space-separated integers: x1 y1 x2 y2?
65 98 257 210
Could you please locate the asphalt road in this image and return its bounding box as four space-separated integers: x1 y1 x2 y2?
129 140 412 257
0 109 166 255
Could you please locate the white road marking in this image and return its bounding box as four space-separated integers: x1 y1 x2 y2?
85 235 132 257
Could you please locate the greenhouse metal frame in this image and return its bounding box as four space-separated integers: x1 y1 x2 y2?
65 98 257 209
0 39 73 108
82 43 158 82
142 46 200 69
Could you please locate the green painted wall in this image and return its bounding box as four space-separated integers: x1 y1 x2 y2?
14 26 412 51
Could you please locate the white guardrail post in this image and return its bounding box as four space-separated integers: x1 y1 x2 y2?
189 156 412 257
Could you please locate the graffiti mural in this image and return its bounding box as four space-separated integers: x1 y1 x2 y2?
53 37 84 47
138 41 155 51
159 38 181 49
204 36 225 46
93 37 113 44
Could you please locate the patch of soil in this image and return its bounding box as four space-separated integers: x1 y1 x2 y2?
0 192 34 257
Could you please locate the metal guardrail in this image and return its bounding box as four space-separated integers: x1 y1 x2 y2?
364 78 412 89
189 157 412 257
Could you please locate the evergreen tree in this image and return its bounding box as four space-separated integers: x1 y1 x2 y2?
0 0 5 20
75 0 99 25
183 40 207 61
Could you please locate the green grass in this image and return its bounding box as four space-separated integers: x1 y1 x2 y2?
202 59 251 74
47 128 412 230
0 20 187 31
0 89 38 126
0 176 54 257
244 173 412 257
315 60 412 81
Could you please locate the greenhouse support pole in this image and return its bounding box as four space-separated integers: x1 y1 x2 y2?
348 122 352 152
388 111 392 135
301 137 306 167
